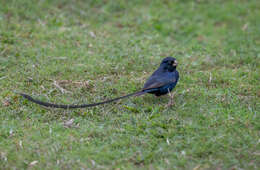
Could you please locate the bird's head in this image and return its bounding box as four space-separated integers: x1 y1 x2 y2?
160 56 178 71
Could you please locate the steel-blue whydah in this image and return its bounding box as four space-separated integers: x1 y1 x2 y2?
20 57 179 109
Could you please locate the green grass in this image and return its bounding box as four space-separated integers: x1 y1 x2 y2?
0 0 259 169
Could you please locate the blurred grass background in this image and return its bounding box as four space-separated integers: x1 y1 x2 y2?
0 0 259 169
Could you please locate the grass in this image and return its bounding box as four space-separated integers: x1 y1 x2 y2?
0 0 259 169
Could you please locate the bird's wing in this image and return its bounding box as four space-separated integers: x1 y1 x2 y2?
142 75 177 90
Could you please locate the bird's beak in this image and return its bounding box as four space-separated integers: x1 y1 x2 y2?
173 60 178 66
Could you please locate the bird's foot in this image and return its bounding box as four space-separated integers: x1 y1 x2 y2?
165 92 175 108
165 99 175 108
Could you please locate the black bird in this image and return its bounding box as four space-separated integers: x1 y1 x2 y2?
20 57 179 109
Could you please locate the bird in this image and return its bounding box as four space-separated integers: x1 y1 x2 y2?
20 56 179 109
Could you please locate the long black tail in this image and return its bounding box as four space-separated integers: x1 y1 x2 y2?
19 91 146 109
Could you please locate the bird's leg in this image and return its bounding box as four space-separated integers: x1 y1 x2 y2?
165 89 175 108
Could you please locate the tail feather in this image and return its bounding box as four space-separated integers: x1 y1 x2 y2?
19 90 146 109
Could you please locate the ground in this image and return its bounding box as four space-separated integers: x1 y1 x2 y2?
0 0 259 169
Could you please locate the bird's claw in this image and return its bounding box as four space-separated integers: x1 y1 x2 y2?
165 99 175 108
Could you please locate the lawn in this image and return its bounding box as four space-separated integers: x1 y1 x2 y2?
0 0 259 169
